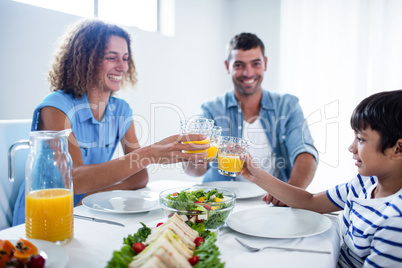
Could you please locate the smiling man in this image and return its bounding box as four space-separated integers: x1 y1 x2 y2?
184 33 319 206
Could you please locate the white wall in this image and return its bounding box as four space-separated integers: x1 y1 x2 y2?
0 0 281 181
4 1 400 193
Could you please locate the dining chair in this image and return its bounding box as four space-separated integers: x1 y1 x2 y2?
0 119 31 230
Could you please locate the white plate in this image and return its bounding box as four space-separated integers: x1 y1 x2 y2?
82 190 160 213
199 181 266 199
227 207 333 238
8 238 69 268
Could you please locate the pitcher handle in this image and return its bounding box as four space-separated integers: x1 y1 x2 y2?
8 140 30 182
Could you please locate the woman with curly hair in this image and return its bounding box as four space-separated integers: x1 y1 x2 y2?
12 19 207 225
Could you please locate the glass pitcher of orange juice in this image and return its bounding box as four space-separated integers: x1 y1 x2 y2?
9 129 74 245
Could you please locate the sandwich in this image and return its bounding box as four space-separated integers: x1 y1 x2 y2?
129 213 199 268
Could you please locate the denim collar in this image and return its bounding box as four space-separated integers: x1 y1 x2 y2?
74 93 112 124
227 89 274 110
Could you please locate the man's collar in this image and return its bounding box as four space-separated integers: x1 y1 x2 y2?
228 89 273 109
260 90 273 110
227 90 238 108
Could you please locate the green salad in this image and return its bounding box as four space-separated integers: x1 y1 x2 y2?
106 222 224 268
161 188 235 229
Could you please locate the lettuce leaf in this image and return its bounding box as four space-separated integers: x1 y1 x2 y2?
193 232 225 268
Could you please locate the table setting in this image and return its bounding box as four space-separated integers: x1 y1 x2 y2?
0 179 341 268
2 117 341 267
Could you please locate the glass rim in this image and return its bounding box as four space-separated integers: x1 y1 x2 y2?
159 186 236 202
30 129 72 138
220 136 249 143
180 117 214 123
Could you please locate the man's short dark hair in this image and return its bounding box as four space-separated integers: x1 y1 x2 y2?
350 89 402 153
226 33 265 62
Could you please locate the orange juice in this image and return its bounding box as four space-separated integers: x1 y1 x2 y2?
26 188 73 244
182 139 210 153
218 154 244 173
203 144 219 162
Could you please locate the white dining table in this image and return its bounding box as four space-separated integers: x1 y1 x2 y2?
0 179 341 268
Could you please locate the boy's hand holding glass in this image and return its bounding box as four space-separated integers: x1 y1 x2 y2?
218 136 249 177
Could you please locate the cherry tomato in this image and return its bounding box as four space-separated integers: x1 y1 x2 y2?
156 222 164 227
173 192 178 196
132 242 146 254
188 255 199 266
194 237 205 247
202 204 212 210
195 216 204 223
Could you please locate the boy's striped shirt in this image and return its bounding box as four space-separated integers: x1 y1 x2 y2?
327 174 402 267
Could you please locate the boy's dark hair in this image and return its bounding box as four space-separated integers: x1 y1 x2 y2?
226 33 265 62
351 89 402 153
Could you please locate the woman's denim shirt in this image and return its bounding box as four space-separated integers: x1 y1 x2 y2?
201 90 318 183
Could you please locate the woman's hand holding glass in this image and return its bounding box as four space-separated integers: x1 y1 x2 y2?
180 117 214 160
146 133 210 164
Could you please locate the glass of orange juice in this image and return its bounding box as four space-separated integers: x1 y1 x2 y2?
203 126 222 162
180 117 214 154
218 136 249 177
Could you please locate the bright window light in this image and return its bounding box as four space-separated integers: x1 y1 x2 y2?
99 0 158 32
13 0 158 32
14 0 93 18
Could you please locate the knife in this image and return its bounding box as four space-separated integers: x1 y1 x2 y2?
74 214 125 227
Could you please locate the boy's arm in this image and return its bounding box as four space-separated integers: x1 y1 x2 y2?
242 154 339 214
263 152 317 206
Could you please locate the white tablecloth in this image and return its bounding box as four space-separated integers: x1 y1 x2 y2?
0 180 341 268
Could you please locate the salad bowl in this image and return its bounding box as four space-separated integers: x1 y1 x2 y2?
159 187 236 230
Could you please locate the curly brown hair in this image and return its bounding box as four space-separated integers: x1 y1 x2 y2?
48 19 137 98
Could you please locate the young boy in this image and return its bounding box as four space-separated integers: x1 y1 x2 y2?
241 90 402 267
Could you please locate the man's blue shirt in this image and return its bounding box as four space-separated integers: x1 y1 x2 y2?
201 89 318 183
